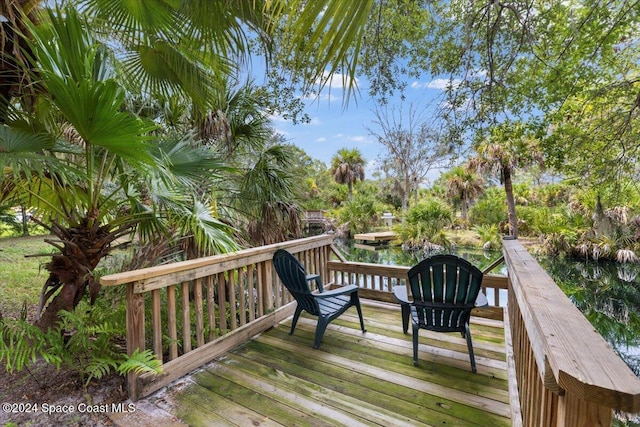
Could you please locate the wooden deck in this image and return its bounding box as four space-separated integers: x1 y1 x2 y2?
157 301 510 426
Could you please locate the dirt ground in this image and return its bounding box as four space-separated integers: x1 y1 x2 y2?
0 358 127 426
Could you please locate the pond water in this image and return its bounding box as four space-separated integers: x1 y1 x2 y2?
335 240 640 377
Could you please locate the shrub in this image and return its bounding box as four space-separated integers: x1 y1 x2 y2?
468 187 507 227
395 198 454 249
0 298 162 390
335 193 385 236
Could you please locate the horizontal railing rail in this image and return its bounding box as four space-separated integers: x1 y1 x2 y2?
326 260 508 320
100 234 336 400
503 239 640 426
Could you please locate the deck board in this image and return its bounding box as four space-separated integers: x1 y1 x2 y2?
159 301 511 426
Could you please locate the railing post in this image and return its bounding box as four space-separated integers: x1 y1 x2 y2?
126 282 145 401
262 260 274 313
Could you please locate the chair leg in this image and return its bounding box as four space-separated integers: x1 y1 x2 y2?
412 323 420 366
290 305 303 335
465 322 477 373
314 317 329 349
354 300 366 333
401 303 410 334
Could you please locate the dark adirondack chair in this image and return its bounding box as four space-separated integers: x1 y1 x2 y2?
402 254 483 372
272 249 366 349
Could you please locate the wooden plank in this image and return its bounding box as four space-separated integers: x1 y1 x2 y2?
255 332 511 418
167 285 178 360
175 380 285 426
503 239 640 413
206 275 216 341
126 282 146 400
238 338 509 426
247 264 256 322
151 289 163 360
194 368 349 427
181 282 191 353
503 301 523 426
209 358 431 427
102 234 334 288
194 278 204 348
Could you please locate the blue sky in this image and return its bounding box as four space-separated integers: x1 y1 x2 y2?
269 73 452 182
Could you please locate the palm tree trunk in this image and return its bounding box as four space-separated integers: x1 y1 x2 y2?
503 166 518 238
461 193 468 225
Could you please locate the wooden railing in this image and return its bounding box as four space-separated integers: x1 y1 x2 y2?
326 260 508 320
503 239 640 426
100 234 336 401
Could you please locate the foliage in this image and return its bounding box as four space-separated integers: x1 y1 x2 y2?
0 299 162 390
394 198 454 250
441 165 484 225
334 193 384 237
468 187 507 230
472 224 502 250
330 148 366 200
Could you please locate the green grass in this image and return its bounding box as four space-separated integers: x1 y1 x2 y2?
0 235 55 319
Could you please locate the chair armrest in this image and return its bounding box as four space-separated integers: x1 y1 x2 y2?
314 284 358 299
306 274 323 292
392 285 410 304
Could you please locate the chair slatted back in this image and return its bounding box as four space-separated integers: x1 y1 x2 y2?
407 254 483 331
273 249 320 316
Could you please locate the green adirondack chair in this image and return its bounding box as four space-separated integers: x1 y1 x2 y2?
404 254 483 372
273 249 366 349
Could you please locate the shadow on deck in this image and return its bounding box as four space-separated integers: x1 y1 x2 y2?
116 300 509 427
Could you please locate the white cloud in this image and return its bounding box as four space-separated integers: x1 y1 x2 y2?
349 135 366 143
315 71 358 89
274 128 289 136
411 78 461 90
268 112 288 123
315 137 327 142
310 117 321 125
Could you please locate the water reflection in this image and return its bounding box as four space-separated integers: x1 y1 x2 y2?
535 256 640 377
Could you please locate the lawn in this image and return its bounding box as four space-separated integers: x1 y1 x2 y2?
0 235 54 320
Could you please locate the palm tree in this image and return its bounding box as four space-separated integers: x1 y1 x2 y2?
469 122 543 239
330 148 366 200
1 1 374 328
443 165 484 226
2 9 237 329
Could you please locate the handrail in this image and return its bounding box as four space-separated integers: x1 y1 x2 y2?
503 239 640 424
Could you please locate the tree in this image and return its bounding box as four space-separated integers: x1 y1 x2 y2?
367 103 450 212
469 122 543 239
442 165 484 226
330 148 366 200
1 8 240 329
0 1 375 327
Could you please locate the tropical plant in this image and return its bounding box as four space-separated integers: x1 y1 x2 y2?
1 8 238 329
0 299 162 390
335 193 382 237
442 165 484 226
469 121 544 238
473 224 502 250
394 198 454 250
330 148 366 200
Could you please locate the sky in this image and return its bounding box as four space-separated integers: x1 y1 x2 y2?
268 73 452 183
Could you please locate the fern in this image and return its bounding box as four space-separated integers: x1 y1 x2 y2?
0 319 63 372
117 349 163 376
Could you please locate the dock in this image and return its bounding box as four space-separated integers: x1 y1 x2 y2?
353 231 397 242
